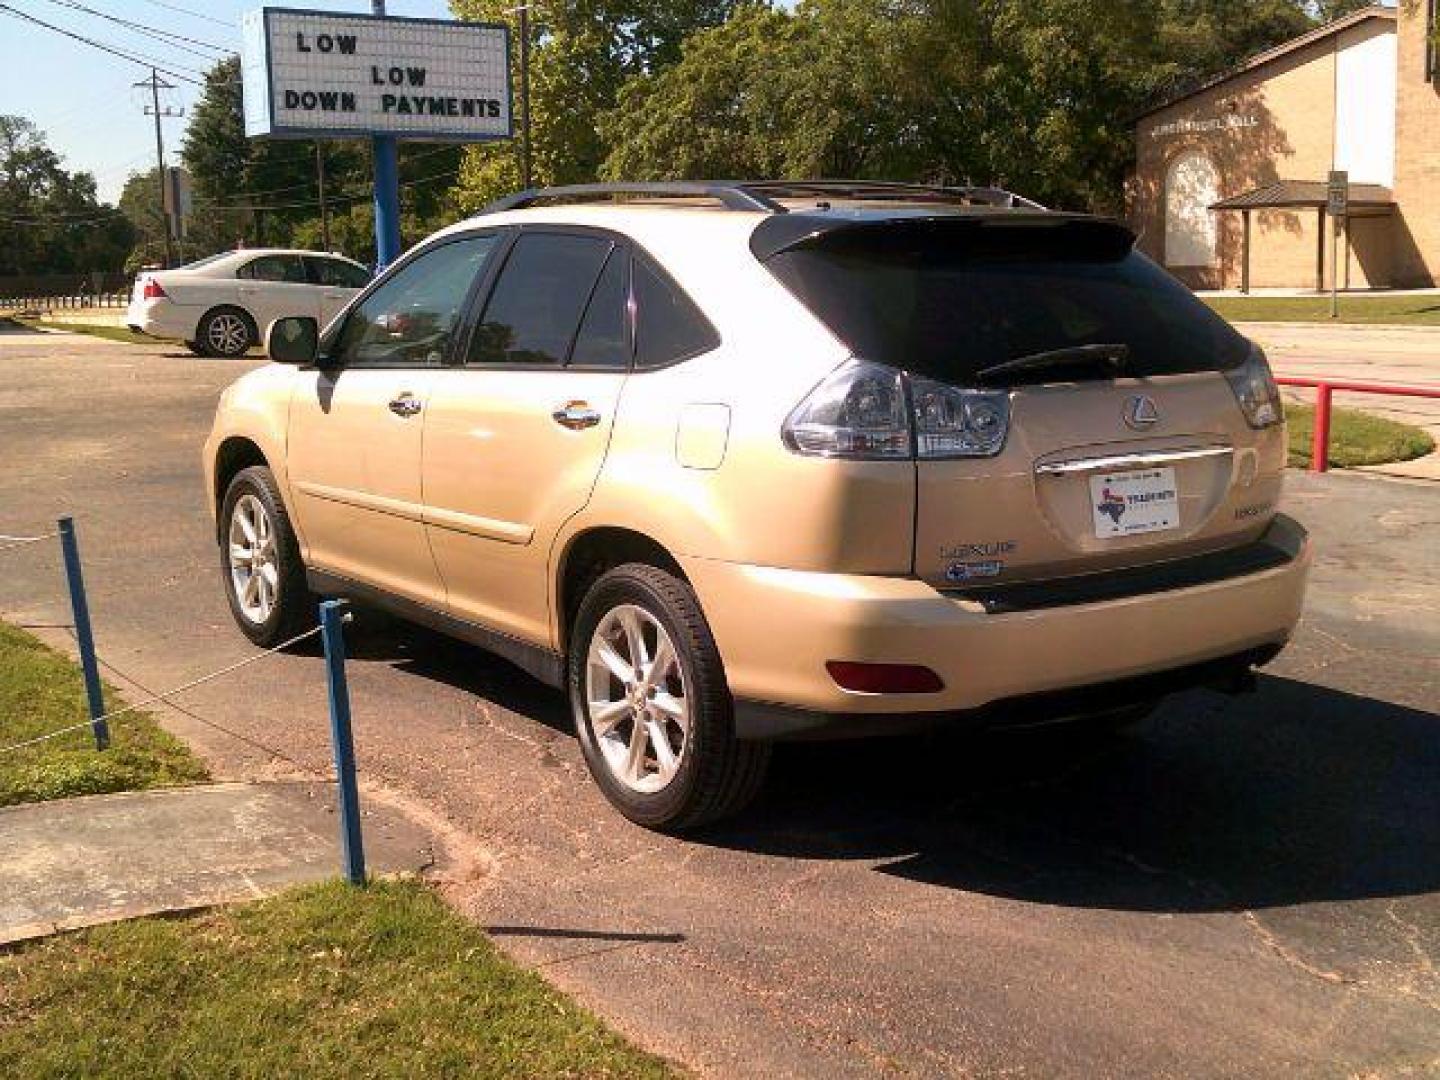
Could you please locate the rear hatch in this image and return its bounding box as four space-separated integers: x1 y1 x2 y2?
762 215 1285 587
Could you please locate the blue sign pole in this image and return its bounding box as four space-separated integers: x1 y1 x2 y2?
372 0 401 270
319 600 366 886
57 517 108 750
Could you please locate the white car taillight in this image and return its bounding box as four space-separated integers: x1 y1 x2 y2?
783 359 1011 461
142 277 168 300
1225 343 1283 429
910 375 1010 459
782 359 910 459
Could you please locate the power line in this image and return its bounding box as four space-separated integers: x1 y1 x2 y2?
33 0 233 59
134 0 233 30
0 3 206 84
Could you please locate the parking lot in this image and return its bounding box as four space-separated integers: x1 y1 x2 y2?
1 327 1436 1077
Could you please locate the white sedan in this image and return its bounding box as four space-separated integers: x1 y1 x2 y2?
126 248 371 357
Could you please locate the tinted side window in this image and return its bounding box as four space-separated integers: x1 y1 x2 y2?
569 250 630 370
306 256 370 289
468 233 612 366
633 257 718 369
238 254 306 283
332 236 497 367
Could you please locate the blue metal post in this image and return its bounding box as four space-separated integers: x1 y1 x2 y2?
57 517 108 750
371 0 401 271
320 600 366 885
372 136 401 270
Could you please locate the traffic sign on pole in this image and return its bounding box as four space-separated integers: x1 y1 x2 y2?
1327 170 1347 319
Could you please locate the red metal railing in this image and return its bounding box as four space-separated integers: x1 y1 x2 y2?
1276 376 1440 472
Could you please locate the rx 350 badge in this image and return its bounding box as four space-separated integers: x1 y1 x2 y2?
945 560 1004 582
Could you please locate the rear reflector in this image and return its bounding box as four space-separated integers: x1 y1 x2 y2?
825 661 944 694
142 278 167 300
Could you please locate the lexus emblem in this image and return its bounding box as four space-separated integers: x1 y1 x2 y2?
1123 395 1160 430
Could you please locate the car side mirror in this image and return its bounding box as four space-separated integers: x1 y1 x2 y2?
266 316 319 365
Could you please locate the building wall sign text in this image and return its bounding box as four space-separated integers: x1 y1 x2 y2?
1150 114 1260 141
241 7 511 141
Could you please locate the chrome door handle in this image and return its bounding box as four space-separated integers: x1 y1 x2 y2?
388 393 423 418
552 401 602 430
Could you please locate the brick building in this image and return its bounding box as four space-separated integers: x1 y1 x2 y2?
1131 4 1439 291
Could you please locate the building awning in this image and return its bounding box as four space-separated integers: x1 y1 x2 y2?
1211 180 1394 211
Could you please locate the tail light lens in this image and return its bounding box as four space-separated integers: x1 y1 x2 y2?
1225 343 1283 429
142 277 168 300
783 359 1011 460
782 359 910 459
910 376 1010 458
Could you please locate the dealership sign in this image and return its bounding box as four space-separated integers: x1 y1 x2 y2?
240 7 511 141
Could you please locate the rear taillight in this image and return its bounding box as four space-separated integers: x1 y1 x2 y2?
1225 343 1282 429
826 661 945 694
781 359 910 459
910 375 1009 458
782 359 1011 460
142 277 168 300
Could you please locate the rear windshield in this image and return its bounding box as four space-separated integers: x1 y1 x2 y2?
762 219 1249 386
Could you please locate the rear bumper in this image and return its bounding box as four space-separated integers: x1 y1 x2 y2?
126 299 196 340
680 515 1311 739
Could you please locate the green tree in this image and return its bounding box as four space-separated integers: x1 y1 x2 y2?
598 0 1342 214
600 3 923 182
117 168 165 271
0 115 132 276
447 0 736 212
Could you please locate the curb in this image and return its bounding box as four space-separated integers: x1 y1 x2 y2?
1232 320 1440 334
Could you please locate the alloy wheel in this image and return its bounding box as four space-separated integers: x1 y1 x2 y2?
207 312 249 355
585 604 690 794
228 493 277 624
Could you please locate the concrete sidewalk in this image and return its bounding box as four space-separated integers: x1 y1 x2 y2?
0 781 434 946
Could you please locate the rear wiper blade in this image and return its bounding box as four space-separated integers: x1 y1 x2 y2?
976 343 1130 382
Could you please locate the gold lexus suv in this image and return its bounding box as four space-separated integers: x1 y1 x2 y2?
205 181 1311 829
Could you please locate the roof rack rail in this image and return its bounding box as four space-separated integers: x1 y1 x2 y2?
480 182 787 214
738 180 1044 209
478 180 1044 216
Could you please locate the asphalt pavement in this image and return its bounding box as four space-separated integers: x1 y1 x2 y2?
1 327 1436 1078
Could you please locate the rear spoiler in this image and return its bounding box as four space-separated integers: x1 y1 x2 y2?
749 212 1137 262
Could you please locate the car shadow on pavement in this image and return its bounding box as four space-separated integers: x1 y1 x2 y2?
332 613 1439 915
701 675 1440 914
335 610 574 734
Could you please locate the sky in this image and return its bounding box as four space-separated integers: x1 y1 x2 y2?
1 0 453 204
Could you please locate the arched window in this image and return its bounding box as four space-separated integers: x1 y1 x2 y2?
1164 151 1220 268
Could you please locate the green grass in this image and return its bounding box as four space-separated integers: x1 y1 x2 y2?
12 316 162 345
1204 294 1440 325
1286 402 1435 468
0 878 676 1079
0 621 207 807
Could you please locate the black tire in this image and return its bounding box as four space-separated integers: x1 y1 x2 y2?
568 563 770 831
218 465 314 647
184 340 205 356
196 306 255 358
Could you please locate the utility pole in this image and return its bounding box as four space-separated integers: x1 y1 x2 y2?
316 140 332 251
136 69 181 268
518 3 532 190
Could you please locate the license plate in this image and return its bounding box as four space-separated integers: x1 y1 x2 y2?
1090 467 1179 538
